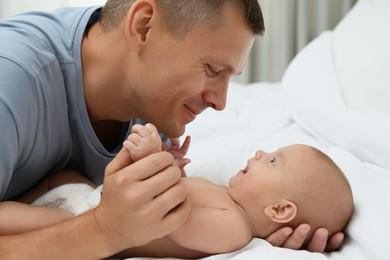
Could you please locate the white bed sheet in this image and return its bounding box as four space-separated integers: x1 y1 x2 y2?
130 32 390 260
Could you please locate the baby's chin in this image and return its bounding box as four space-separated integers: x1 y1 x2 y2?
228 172 241 188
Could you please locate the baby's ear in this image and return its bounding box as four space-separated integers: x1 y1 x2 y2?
264 199 297 224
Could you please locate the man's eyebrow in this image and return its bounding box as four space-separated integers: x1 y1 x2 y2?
220 63 243 75
206 57 243 75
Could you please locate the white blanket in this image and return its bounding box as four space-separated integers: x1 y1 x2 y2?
130 32 390 260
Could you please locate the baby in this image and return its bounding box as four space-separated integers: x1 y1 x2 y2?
33 123 355 259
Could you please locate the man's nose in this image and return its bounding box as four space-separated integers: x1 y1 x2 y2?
203 79 229 111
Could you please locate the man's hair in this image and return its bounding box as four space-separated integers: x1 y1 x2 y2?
99 0 265 36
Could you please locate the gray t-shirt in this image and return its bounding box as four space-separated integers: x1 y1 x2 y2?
0 7 137 200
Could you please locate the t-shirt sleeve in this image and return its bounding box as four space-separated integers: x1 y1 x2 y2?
0 58 39 199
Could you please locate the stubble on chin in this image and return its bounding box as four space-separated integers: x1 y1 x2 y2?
164 125 185 138
154 119 186 139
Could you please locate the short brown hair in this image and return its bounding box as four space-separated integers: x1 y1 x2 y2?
99 0 265 36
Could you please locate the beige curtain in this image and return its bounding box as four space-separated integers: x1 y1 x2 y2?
235 0 357 83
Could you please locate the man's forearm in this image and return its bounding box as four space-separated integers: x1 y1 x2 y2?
0 201 73 235
0 208 115 259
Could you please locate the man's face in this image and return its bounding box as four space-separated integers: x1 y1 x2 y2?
129 5 255 137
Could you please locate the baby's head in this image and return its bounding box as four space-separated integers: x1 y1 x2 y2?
228 144 354 241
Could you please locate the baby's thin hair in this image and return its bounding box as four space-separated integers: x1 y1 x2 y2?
297 147 354 240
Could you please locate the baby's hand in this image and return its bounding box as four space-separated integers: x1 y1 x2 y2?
162 136 191 169
123 123 162 161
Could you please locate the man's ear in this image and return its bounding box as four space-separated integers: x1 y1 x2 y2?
124 0 157 51
264 199 297 224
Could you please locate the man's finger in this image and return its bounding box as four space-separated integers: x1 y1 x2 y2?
140 165 182 198
264 227 293 247
153 179 189 215
105 147 133 176
281 224 310 249
325 232 344 252
159 186 191 234
306 228 328 252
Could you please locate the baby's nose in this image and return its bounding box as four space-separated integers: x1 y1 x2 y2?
255 150 266 160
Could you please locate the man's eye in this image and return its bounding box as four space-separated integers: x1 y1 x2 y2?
205 64 220 77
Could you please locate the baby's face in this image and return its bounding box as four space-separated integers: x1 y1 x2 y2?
228 144 315 221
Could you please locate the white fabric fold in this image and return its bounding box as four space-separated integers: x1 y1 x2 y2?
32 183 102 215
281 32 390 170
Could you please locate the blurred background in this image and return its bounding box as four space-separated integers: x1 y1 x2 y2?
0 0 356 83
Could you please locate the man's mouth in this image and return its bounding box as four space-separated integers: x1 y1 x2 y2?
184 105 201 123
185 104 203 115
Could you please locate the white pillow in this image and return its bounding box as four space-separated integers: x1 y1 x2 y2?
333 0 390 115
281 31 390 170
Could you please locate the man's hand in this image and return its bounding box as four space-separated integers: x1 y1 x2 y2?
265 224 344 252
95 148 191 252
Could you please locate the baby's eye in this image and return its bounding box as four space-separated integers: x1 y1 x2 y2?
270 157 276 166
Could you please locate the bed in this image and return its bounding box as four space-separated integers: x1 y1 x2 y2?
130 0 390 259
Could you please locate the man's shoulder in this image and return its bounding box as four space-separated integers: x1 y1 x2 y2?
0 6 99 74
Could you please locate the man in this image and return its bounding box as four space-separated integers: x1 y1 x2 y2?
0 0 343 258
